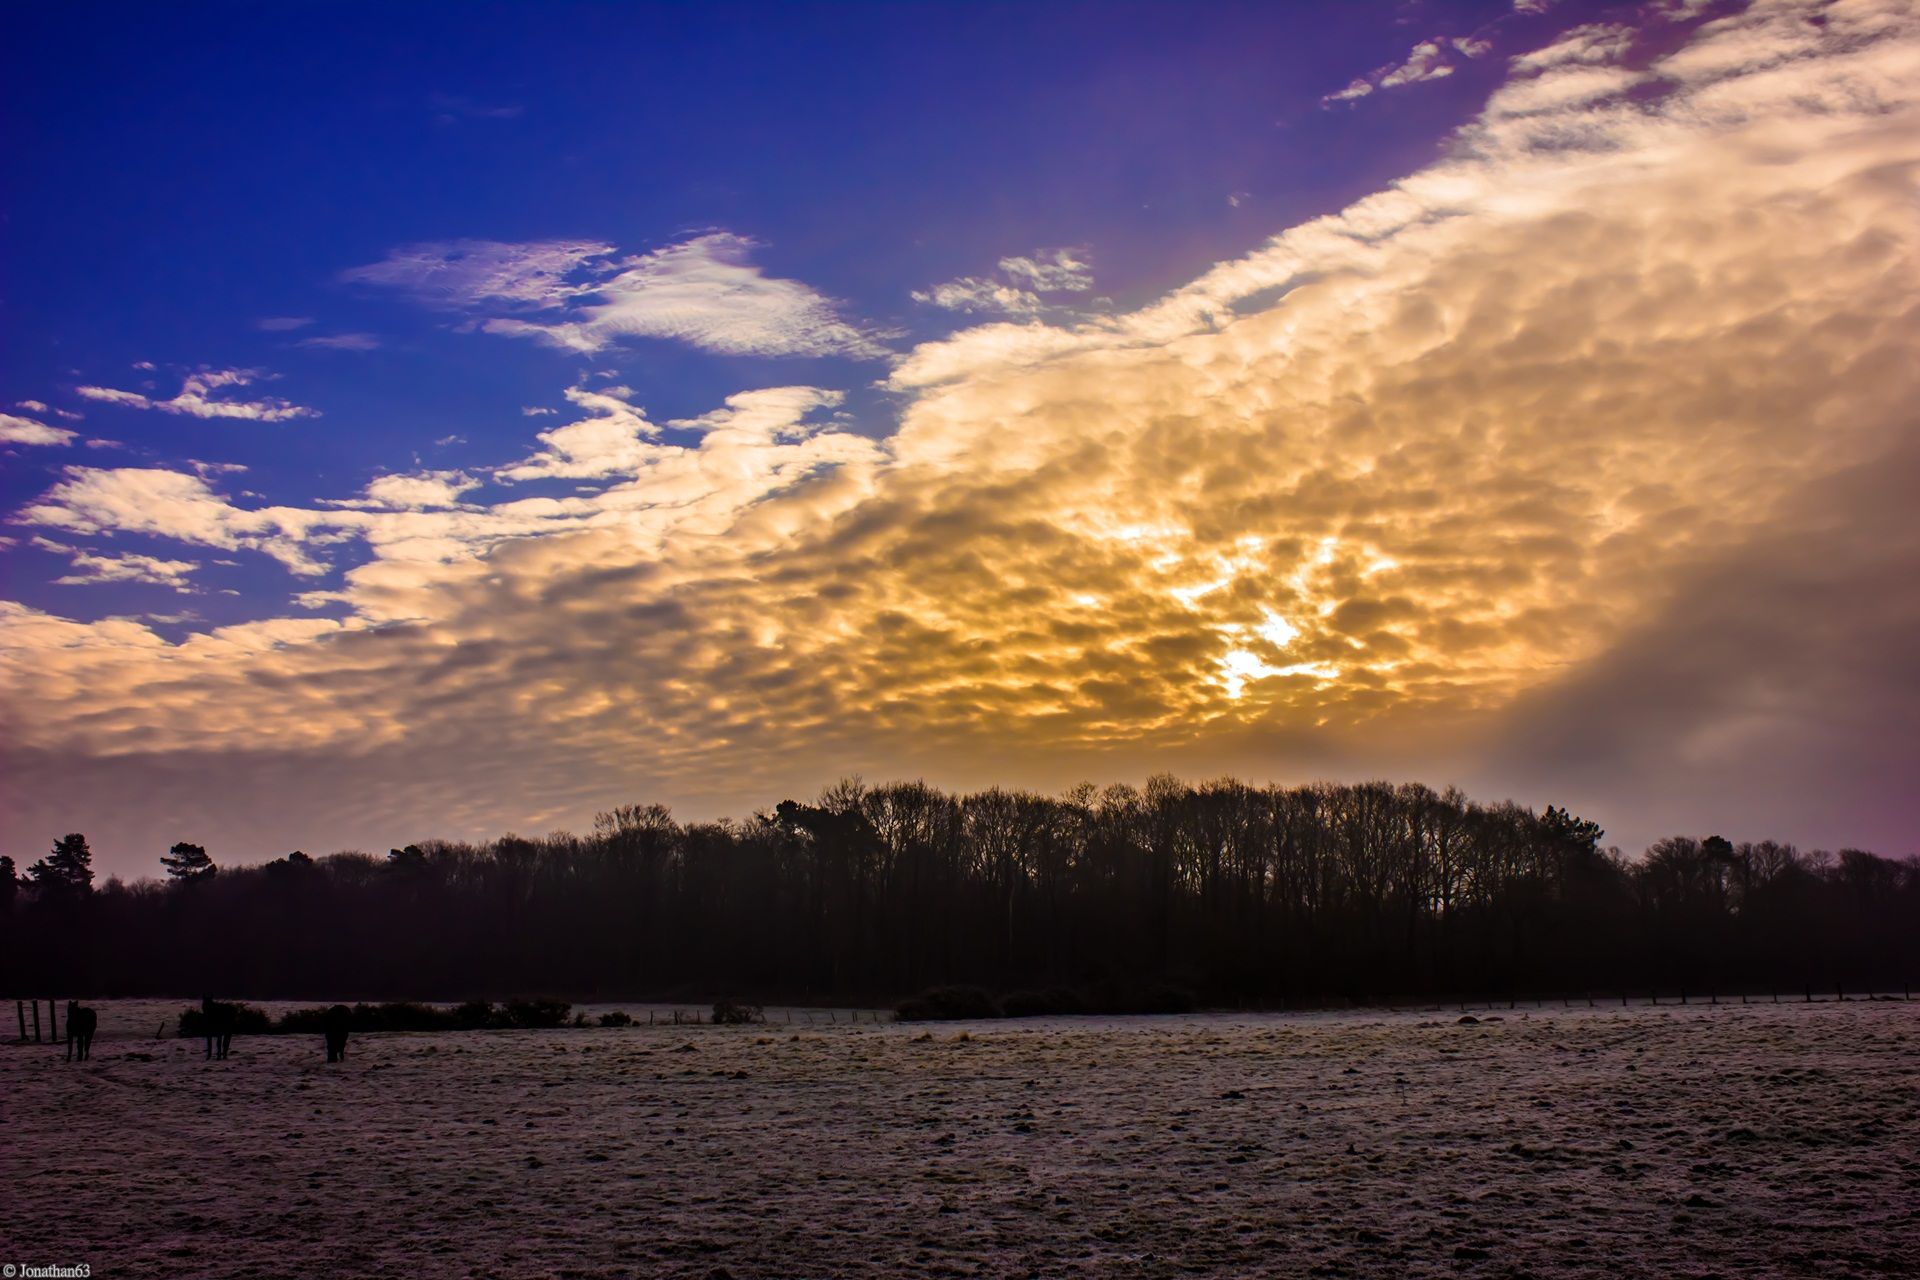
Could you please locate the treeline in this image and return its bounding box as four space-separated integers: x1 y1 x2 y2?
3 777 1915 1004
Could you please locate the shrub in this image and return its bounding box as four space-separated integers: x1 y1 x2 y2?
274 1006 332 1034
358 1001 454 1032
895 985 1002 1022
451 999 498 1029
598 1010 634 1027
711 998 761 1025
502 997 571 1028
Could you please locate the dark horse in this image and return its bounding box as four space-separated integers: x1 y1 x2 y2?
202 996 238 1060
323 1004 351 1063
66 1000 98 1061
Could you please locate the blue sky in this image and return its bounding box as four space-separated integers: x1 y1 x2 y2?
6 0 1919 877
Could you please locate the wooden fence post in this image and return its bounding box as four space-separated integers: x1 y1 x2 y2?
31 1000 42 1041
15 999 25 1041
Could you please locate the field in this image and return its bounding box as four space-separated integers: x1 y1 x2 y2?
5 1000 1917 1277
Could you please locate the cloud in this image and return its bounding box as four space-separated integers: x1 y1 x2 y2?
20 468 334 576
256 316 314 332
357 472 481 511
344 239 612 310
7 0 1920 867
295 333 381 352
998 250 1093 292
0 413 78 447
666 385 846 441
483 234 888 358
350 233 885 359
490 385 663 481
37 539 199 588
912 279 1047 315
429 93 525 123
1485 435 1920 853
74 370 316 423
1325 35 1496 103
16 379 879 622
914 248 1093 316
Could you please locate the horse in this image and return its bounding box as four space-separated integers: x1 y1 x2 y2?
202 996 239 1060
322 1004 352 1063
66 1000 98 1061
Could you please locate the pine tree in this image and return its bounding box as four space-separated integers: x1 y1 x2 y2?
28 833 95 897
161 841 217 881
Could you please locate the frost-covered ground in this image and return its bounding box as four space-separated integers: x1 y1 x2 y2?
5 1001 1917 1278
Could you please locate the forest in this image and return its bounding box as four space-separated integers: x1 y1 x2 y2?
4 777 1915 1007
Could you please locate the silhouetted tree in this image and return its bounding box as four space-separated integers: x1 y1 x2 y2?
3 784 1913 1004
161 841 216 881
0 854 17 912
28 833 94 898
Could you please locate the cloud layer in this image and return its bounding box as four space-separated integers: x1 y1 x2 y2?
6 0 1919 868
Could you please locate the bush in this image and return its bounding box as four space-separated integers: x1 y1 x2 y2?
358 1001 455 1032
711 998 761 1025
502 997 571 1028
451 999 498 1029
1000 986 1087 1018
274 1006 329 1034
598 1010 634 1027
895 985 1002 1022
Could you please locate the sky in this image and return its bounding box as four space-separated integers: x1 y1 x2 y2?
3 0 1917 881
